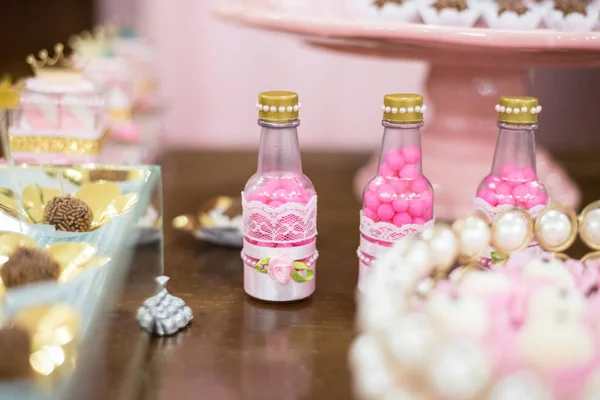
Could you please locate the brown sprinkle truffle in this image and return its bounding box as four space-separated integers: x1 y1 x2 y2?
554 0 588 16
88 169 129 182
0 326 31 378
498 0 529 16
372 0 404 8
1 247 60 288
43 195 94 232
431 0 468 12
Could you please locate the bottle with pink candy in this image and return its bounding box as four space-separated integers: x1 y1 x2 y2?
241 91 318 302
474 96 549 267
357 94 434 290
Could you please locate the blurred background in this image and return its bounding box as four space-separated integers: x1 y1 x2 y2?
3 0 600 151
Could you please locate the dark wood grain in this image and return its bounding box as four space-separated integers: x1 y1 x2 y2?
92 150 600 400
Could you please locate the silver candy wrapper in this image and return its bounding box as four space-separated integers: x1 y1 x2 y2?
137 276 193 336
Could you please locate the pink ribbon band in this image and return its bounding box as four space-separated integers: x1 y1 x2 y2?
243 240 316 260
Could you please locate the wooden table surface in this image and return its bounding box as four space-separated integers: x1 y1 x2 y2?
91 150 600 400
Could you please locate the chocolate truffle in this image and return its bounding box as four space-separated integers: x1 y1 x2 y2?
431 0 468 12
88 169 129 182
0 326 31 378
372 0 403 8
555 0 588 16
43 195 93 232
1 247 60 287
498 0 529 15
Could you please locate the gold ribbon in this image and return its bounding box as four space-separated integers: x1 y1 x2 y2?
9 129 109 155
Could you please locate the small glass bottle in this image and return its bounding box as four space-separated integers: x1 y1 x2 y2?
358 94 434 290
474 96 549 266
241 91 318 302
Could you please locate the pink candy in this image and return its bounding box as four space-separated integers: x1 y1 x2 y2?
477 164 548 210
246 176 316 207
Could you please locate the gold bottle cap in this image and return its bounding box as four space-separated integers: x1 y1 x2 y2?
496 96 542 124
382 94 426 123
256 91 301 123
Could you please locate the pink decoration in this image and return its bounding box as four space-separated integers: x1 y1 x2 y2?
410 176 428 193
377 184 396 203
485 176 502 191
501 164 517 177
364 191 381 212
385 149 405 171
399 164 419 179
248 193 268 204
377 204 395 221
287 196 303 203
402 146 421 164
363 208 377 221
267 254 294 285
512 184 529 199
496 183 512 196
390 179 407 194
393 212 413 226
522 167 536 181
413 217 426 225
478 189 498 207
408 198 424 217
506 169 526 186
268 200 284 208
272 189 289 201
379 163 394 177
497 196 516 206
392 196 409 213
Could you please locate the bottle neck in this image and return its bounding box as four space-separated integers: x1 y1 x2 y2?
378 121 423 173
490 122 537 175
256 119 302 175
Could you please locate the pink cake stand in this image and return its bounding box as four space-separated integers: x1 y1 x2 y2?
216 3 600 219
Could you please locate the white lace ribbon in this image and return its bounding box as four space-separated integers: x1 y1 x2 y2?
359 211 435 242
243 240 316 260
242 192 317 243
473 197 546 222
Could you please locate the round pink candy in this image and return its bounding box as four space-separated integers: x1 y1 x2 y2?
527 181 542 195
521 167 536 181
500 164 517 177
288 196 303 203
419 189 433 204
368 177 386 192
377 204 395 221
390 179 407 194
496 183 512 196
408 198 424 217
392 196 409 213
478 189 497 207
410 176 428 193
377 184 396 203
379 164 395 177
264 179 281 193
413 217 426 225
399 164 420 179
385 149 405 171
272 189 289 201
280 178 300 193
506 169 525 186
512 184 529 199
248 193 268 203
363 208 377 221
485 176 502 191
526 195 548 209
269 200 284 208
402 146 421 164
364 191 381 211
393 212 413 226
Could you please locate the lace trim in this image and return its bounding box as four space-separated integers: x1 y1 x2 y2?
242 193 317 243
473 197 546 222
359 211 435 242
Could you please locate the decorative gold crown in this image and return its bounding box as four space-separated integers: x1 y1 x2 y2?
69 26 116 60
26 43 83 85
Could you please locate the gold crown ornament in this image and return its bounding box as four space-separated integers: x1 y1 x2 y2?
381 94 426 124
69 26 116 60
26 44 83 85
256 91 301 123
495 96 541 125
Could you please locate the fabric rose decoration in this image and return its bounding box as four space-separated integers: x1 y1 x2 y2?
267 254 294 285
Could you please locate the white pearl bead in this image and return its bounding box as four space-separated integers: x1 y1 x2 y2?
400 108 406 114
385 106 391 113
286 106 293 112
387 314 435 366
256 103 262 110
530 107 537 114
500 106 506 112
429 341 491 399
583 209 600 247
506 107 513 114
459 271 511 296
270 106 277 112
421 105 427 112
489 371 552 400
423 226 458 268
298 103 302 109
455 215 491 259
495 104 501 112
537 105 542 113
427 293 489 337
391 107 398 114
415 106 421 112
263 105 269 112
355 367 394 400
537 209 572 248
494 211 529 252
526 284 583 322
293 105 299 112
407 107 414 113
404 239 432 275
513 108 520 115
278 106 285 112
521 106 528 113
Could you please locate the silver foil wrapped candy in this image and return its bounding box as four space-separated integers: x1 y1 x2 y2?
137 276 193 336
